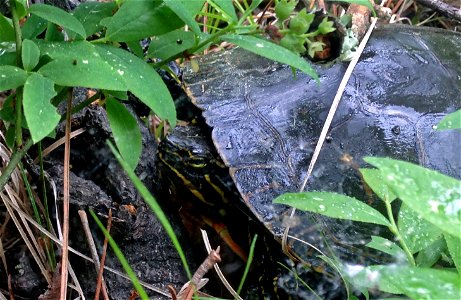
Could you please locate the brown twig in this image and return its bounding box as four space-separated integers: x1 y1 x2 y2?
176 247 221 300
60 89 73 300
94 209 112 300
77 210 110 300
414 0 461 22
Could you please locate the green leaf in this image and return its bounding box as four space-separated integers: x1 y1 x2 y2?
365 157 461 238
0 14 14 42
0 94 15 122
104 1 184 42
221 34 319 81
273 191 390 226
45 23 64 42
71 1 116 38
103 90 128 101
148 29 195 60
0 66 28 91
23 73 59 143
327 0 376 16
366 236 406 260
164 0 201 35
28 4 86 38
95 45 176 127
436 109 461 130
21 39 40 71
105 98 141 171
346 265 460 298
415 237 445 267
445 233 461 272
212 0 238 23
398 203 442 254
126 41 143 58
37 41 127 90
21 14 48 39
360 168 397 202
39 57 126 91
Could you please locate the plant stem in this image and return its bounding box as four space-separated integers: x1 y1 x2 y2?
0 139 33 192
9 0 24 147
384 200 416 266
9 0 23 67
14 88 23 147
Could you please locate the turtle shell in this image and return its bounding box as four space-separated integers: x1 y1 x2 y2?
183 24 461 263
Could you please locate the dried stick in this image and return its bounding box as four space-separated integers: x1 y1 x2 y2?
414 0 461 22
94 209 112 300
77 210 110 300
60 89 73 300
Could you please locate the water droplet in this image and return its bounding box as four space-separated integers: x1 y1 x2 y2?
256 43 264 48
82 60 89 64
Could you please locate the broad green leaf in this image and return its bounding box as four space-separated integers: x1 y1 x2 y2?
126 41 143 58
365 157 461 237
346 265 461 298
445 233 461 272
95 45 176 127
37 41 126 90
212 0 238 23
13 0 28 18
148 29 195 60
398 203 442 254
181 0 205 15
0 94 15 122
103 90 128 101
104 1 184 42
360 168 397 203
0 66 28 91
164 0 201 35
71 1 116 38
415 237 445 267
23 73 59 143
0 14 14 42
21 14 48 39
21 39 40 71
326 0 376 16
0 52 16 66
105 98 141 171
45 23 65 42
382 266 460 299
436 109 461 130
39 57 126 91
221 34 319 81
274 191 390 226
29 4 86 38
366 236 406 260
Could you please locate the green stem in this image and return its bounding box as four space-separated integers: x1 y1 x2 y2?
384 200 416 266
9 0 23 67
9 0 24 147
14 88 23 147
0 139 33 192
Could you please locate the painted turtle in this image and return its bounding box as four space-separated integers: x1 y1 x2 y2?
178 23 460 264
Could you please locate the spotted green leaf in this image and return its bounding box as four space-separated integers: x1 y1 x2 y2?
164 0 201 35
71 1 116 38
22 39 40 71
398 203 442 254
106 98 141 170
365 157 461 238
437 109 461 130
360 168 397 203
23 73 60 143
148 29 195 60
28 4 86 38
0 66 28 91
366 236 406 260
95 45 176 127
273 191 390 226
445 233 461 272
221 34 318 81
